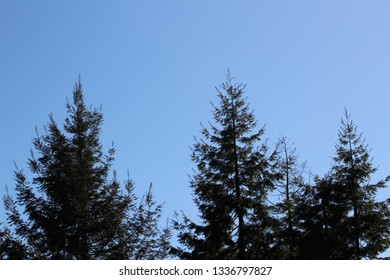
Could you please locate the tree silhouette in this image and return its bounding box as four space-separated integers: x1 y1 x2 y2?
0 223 26 259
292 176 350 259
293 110 390 259
2 79 170 259
173 72 282 259
125 183 171 260
273 136 307 259
1 75 389 260
329 109 390 259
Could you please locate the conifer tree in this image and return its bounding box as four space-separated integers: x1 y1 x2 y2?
125 183 171 260
294 110 390 259
274 136 306 259
0 224 26 259
2 79 171 259
174 72 281 259
329 110 390 259
293 176 350 259
3 80 129 259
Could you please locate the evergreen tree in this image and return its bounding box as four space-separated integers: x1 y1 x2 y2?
3 80 129 259
2 79 171 259
329 110 390 259
273 136 306 259
293 176 350 259
294 110 390 259
0 223 26 259
125 182 172 260
173 72 281 259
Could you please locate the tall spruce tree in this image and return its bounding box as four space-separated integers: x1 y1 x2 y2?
173 72 281 259
292 110 390 259
3 80 129 259
2 79 171 259
329 110 390 259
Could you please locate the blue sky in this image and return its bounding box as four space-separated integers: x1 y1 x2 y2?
1 0 390 256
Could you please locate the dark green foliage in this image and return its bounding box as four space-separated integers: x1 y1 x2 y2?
125 182 172 260
1 74 389 260
293 110 390 259
174 85 389 260
1 79 170 259
329 110 390 259
273 137 307 259
0 224 26 259
173 72 282 259
3 80 129 259
293 177 350 259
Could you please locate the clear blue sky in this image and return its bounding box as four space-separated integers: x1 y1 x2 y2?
1 0 389 256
